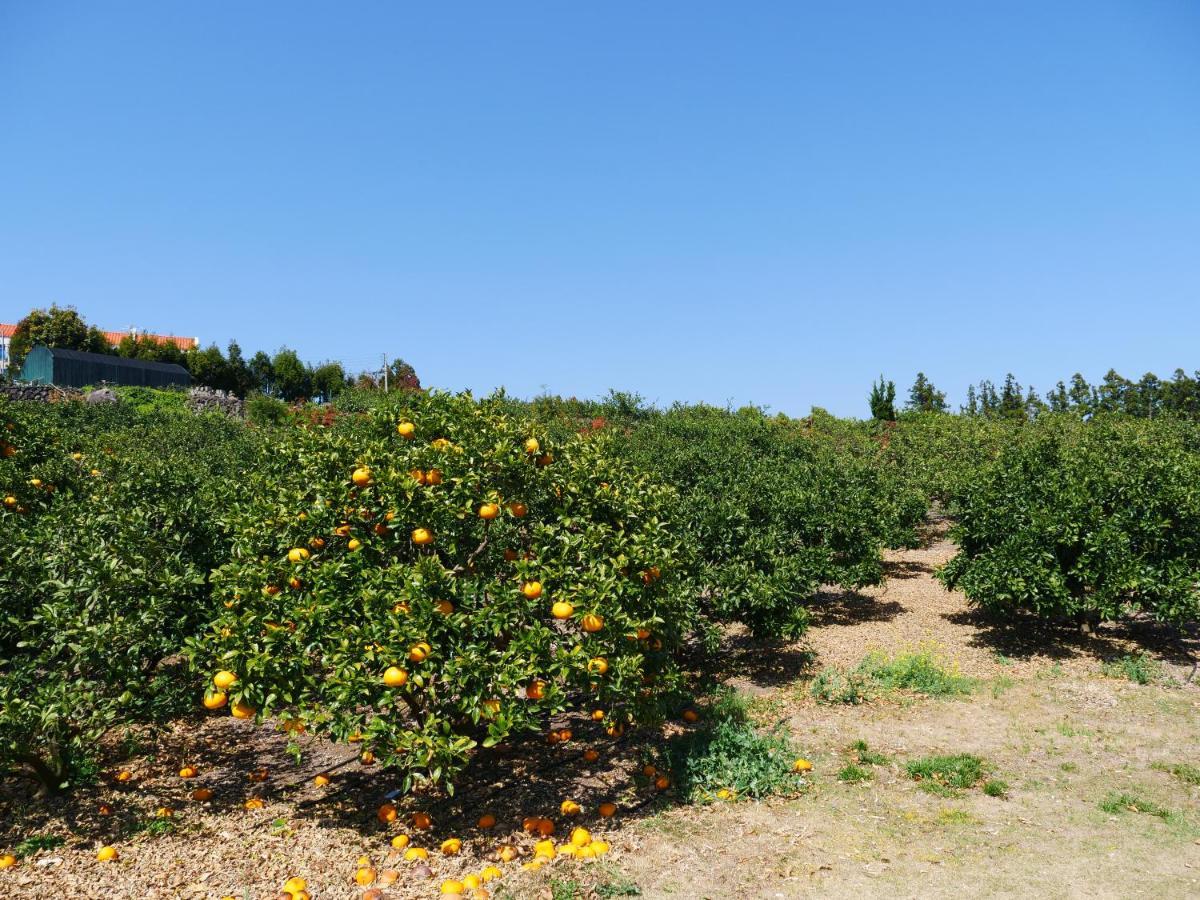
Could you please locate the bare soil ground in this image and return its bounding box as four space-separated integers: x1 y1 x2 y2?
3 519 1198 899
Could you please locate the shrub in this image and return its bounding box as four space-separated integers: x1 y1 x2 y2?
810 669 874 705
189 390 696 795
611 404 924 638
660 691 800 802
939 417 1200 628
0 400 256 792
245 392 289 426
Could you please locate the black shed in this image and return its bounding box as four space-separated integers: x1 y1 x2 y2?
19 345 191 389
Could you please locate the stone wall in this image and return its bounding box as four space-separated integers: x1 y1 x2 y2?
186 387 245 418
0 383 81 403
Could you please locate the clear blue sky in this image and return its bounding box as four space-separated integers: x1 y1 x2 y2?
2 2 1198 416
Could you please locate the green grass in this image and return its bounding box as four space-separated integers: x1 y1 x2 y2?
1101 653 1159 685
551 880 584 900
991 675 1016 698
809 669 873 704
838 762 873 783
1099 791 1172 820
905 753 988 796
13 834 64 858
132 817 176 838
663 689 800 802
983 778 1009 797
1151 761 1200 786
850 739 889 766
811 651 973 704
857 650 975 696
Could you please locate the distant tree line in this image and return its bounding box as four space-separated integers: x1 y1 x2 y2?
6 304 418 401
869 369 1200 422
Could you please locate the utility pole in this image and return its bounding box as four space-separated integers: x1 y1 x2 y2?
382 353 388 393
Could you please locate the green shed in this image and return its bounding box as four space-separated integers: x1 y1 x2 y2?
20 345 191 389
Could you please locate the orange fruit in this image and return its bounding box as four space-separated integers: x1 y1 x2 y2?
213 671 238 690
287 547 310 563
636 628 651 640
682 709 700 723
397 421 416 438
409 642 431 663
361 751 375 765
583 749 600 763
606 722 625 737
434 599 454 615
412 528 433 545
430 438 451 450
355 867 377 886
179 766 198 779
352 466 372 487
525 680 546 700
409 468 427 485
191 787 213 801
497 845 519 862
156 807 174 818
244 798 264 810
587 658 608 675
348 538 363 551
716 788 733 800
591 709 605 721
203 690 227 710
481 698 501 718
441 881 465 895
598 801 617 818
98 803 113 816
426 469 443 485
521 581 543 600
404 847 428 861
503 548 518 562
0 854 16 869
642 764 656 778
551 601 574 619
314 773 331 787
481 865 502 882
284 877 307 893
523 438 540 454
507 502 527 518
581 613 604 633
383 666 409 688
309 536 326 550
570 827 591 847
391 834 411 850
95 846 118 862
287 576 303 590
115 770 133 783
655 775 670 791
231 700 255 719
792 758 813 773
560 800 581 817
377 803 398 824
440 837 462 855
478 502 500 520
412 811 432 830
536 818 556 837
477 813 497 829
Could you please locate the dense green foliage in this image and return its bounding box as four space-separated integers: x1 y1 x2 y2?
4 383 1200 799
0 400 258 790
939 416 1200 627
189 391 695 793
606 404 925 638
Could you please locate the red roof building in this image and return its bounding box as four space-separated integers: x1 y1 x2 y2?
0 323 198 375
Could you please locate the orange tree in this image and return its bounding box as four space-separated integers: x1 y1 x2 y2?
939 415 1200 629
189 391 695 794
0 398 257 792
607 404 926 638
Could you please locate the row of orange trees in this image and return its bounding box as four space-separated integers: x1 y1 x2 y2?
0 390 921 794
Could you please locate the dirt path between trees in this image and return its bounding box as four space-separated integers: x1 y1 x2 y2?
618 519 1200 899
